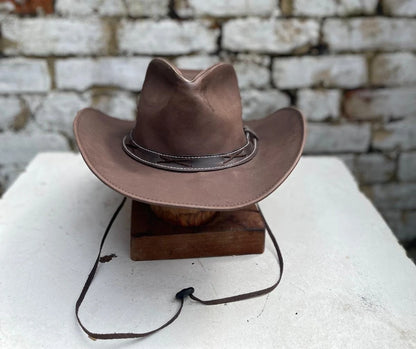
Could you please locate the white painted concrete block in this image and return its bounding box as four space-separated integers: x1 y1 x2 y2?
0 154 415 348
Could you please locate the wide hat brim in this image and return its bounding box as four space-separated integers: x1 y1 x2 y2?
74 107 306 210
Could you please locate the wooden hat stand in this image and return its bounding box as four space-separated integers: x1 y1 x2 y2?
130 201 266 261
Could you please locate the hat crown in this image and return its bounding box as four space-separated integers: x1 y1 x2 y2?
132 58 246 156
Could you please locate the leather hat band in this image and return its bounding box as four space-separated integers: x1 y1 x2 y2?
122 127 258 172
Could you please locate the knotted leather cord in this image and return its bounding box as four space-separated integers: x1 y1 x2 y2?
75 197 284 340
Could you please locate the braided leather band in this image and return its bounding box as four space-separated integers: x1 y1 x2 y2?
122 127 258 172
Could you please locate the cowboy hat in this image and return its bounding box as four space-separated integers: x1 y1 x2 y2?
73 58 306 210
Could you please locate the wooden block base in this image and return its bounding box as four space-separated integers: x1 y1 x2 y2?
130 201 265 261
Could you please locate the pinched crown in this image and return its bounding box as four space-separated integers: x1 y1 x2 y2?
132 58 246 156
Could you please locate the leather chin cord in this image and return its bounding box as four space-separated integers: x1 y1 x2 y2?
75 197 284 340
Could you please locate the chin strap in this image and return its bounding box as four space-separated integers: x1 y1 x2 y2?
75 197 284 340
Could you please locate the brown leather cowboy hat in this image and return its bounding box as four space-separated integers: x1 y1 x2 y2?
73 58 306 210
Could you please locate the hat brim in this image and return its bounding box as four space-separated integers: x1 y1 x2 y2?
73 107 306 210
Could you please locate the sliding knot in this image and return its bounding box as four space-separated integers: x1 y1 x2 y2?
175 287 194 300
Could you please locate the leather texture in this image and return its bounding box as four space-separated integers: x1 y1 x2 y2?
73 58 307 210
133 59 246 156
122 127 258 172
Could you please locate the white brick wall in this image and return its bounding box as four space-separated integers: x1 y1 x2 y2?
223 18 319 53
293 0 378 16
118 20 219 55
399 152 416 182
305 123 371 153
89 90 137 121
380 209 416 241
56 0 105 16
177 54 273 89
124 0 169 17
272 55 367 88
175 55 219 70
323 18 416 52
56 0 169 17
34 92 90 138
354 153 396 184
233 55 271 89
371 53 416 86
2 17 109 56
0 0 415 245
0 96 23 131
241 90 290 120
0 59 51 93
382 0 416 16
0 127 69 166
372 119 416 151
368 183 416 210
297 89 340 121
344 88 416 120
176 0 278 17
55 57 152 91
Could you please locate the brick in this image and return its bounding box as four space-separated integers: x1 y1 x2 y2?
223 18 319 54
55 57 152 91
380 209 416 241
354 153 396 184
99 0 127 15
56 0 169 17
0 96 24 131
55 0 99 15
297 89 340 121
56 0 128 16
35 92 91 138
383 0 416 16
241 90 290 120
2 17 109 56
232 55 271 90
272 55 367 89
20 95 44 115
293 0 378 16
0 127 69 166
175 55 219 70
398 152 416 182
89 90 137 121
345 88 416 120
3 0 54 15
304 123 371 153
323 18 416 52
367 183 416 210
0 58 51 93
372 119 416 151
233 54 270 67
175 0 277 17
371 53 416 86
118 20 218 55
125 0 169 17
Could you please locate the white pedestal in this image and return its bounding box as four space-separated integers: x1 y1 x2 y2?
1 153 415 348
